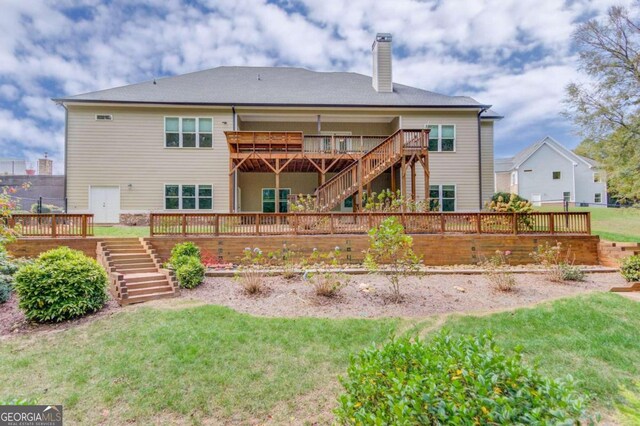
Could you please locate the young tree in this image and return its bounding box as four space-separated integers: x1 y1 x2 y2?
565 5 640 139
363 216 421 302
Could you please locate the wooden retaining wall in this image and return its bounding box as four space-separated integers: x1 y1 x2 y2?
7 234 600 266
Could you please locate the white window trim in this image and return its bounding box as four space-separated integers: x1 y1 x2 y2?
429 184 457 212
261 187 292 213
163 184 214 210
426 124 456 152
164 116 214 149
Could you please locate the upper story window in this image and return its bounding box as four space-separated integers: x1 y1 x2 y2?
552 171 561 180
165 117 213 148
593 172 601 183
426 125 455 152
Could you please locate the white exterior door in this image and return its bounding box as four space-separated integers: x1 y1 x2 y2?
531 193 542 207
90 186 120 223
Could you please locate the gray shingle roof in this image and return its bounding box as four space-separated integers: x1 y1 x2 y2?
54 66 492 108
494 157 514 173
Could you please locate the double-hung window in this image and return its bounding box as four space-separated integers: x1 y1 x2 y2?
426 125 455 152
165 184 213 209
165 117 213 148
594 193 602 203
429 184 456 211
262 188 290 213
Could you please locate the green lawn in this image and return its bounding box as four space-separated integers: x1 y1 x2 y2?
1 293 638 423
93 225 150 237
538 206 640 242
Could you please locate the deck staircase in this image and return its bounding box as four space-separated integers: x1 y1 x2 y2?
600 241 640 293
314 129 428 211
97 238 178 305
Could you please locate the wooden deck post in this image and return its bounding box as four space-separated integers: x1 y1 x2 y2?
214 214 219 236
275 158 280 213
586 212 591 235
51 214 57 238
229 158 234 212
410 162 416 202
357 159 363 212
149 214 154 237
512 213 518 235
182 214 187 237
476 212 482 234
400 155 407 211
549 213 555 235
390 164 396 193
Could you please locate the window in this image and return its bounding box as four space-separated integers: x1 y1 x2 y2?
262 188 290 213
343 196 353 209
594 193 602 203
95 114 113 121
563 192 571 202
165 184 213 210
426 124 455 152
593 172 601 183
429 184 456 212
552 171 561 180
165 117 213 148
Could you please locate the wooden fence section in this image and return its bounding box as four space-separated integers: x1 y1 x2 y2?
150 212 591 237
8 214 94 237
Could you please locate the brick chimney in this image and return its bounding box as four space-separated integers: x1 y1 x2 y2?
38 153 53 176
372 33 393 93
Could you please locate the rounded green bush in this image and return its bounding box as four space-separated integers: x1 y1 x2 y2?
175 256 205 289
171 242 201 260
621 255 640 282
335 333 587 424
14 247 108 323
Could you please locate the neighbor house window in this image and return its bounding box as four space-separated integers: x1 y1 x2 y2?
552 171 561 180
594 193 602 203
426 125 455 152
165 117 213 148
563 192 571 202
593 172 601 183
262 188 291 213
165 184 213 209
429 184 456 212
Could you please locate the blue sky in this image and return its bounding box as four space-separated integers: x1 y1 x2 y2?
0 0 631 173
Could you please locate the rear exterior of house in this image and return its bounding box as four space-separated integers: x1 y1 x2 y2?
495 136 607 207
57 34 500 223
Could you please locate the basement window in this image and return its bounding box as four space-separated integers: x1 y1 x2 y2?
429 184 456 212
165 184 213 210
95 114 113 121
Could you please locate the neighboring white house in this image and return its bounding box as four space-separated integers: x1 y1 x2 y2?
494 136 607 207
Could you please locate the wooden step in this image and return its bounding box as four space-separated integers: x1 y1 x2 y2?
113 261 156 269
112 256 154 265
128 284 173 297
611 282 640 292
127 279 171 290
103 243 141 249
107 248 146 254
125 272 167 283
123 290 176 305
119 266 158 274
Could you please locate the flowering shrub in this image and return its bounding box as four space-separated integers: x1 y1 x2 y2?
364 217 421 302
335 333 588 424
481 250 516 292
530 242 584 282
363 189 432 212
621 255 640 282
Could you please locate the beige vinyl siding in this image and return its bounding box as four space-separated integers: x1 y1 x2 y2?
481 121 495 205
66 105 233 213
401 111 480 211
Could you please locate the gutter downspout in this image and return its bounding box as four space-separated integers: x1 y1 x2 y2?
57 101 68 212
232 106 237 212
477 108 488 211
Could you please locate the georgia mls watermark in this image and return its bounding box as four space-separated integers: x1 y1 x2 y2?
0 405 62 426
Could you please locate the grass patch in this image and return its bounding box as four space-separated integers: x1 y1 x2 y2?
0 305 396 424
537 206 640 241
93 226 150 237
439 293 640 417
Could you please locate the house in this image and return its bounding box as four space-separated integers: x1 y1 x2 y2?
54 33 501 224
494 136 607 207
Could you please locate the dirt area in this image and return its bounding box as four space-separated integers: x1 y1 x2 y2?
185 272 628 319
0 271 630 337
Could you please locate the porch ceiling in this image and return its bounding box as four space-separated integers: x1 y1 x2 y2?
232 156 357 173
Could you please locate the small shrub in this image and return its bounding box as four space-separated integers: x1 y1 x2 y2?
175 256 205 289
310 272 349 297
268 244 298 279
14 247 108 323
364 217 421 302
559 263 586 282
0 281 11 304
170 241 201 260
236 248 266 295
335 333 588 424
621 255 640 282
481 250 516 292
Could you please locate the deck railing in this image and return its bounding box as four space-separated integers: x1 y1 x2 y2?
149 212 591 237
302 135 387 154
8 214 94 237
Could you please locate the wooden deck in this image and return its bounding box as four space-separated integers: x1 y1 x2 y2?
149 212 591 237
8 214 94 237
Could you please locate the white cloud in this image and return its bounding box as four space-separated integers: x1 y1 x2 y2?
0 0 635 169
